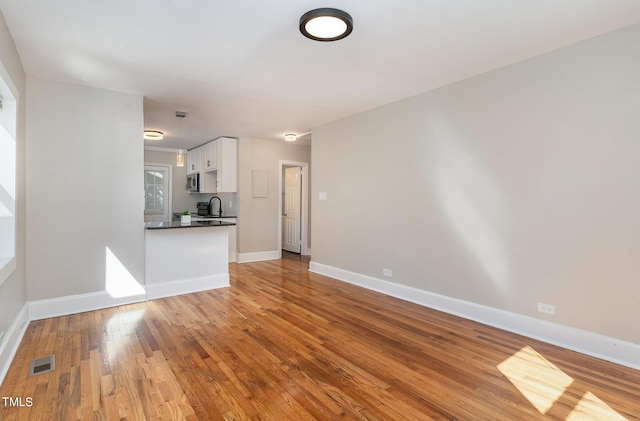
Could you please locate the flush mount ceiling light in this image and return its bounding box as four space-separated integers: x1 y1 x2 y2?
143 130 164 141
284 133 297 142
299 8 353 41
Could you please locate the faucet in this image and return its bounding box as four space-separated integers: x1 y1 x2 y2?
208 196 222 217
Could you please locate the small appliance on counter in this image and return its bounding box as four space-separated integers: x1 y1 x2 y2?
196 202 210 216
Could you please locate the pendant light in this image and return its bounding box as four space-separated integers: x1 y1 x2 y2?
176 111 186 167
176 149 185 167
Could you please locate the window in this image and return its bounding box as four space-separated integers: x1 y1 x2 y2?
144 164 172 222
0 76 17 286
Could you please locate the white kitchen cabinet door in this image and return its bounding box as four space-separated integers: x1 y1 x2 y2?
203 140 217 172
196 137 237 193
186 147 202 174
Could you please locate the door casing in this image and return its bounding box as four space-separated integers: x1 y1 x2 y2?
278 160 309 256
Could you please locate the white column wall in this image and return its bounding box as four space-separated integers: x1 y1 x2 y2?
26 77 145 301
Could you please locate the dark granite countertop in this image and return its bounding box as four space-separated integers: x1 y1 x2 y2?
145 220 236 230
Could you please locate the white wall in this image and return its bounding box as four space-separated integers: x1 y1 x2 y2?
0 8 27 374
237 137 311 254
26 77 144 301
311 24 640 345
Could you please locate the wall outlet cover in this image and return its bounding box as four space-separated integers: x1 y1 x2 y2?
537 303 555 315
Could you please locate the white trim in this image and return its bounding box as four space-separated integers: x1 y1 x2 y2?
28 290 147 321
278 160 310 256
144 145 180 153
146 274 229 300
0 304 29 386
237 250 280 263
144 163 173 222
309 261 640 371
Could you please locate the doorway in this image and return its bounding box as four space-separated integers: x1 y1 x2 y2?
278 161 309 257
283 166 302 253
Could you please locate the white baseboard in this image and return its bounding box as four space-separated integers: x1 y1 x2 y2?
29 273 231 319
29 290 147 321
309 261 640 371
0 304 29 386
146 274 229 300
237 250 280 263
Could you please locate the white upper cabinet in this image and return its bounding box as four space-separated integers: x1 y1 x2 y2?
186 147 202 174
199 137 237 193
216 137 237 192
203 140 217 172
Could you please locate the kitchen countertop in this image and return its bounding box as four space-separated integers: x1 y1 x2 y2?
145 220 236 230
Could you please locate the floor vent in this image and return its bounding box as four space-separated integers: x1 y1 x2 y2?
29 354 55 376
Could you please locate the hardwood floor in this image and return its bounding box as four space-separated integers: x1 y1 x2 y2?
1 258 639 420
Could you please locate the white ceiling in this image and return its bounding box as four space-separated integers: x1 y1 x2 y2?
2 0 640 149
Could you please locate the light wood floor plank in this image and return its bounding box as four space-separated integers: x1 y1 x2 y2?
1 256 639 420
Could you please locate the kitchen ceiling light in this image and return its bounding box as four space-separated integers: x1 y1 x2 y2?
176 149 185 167
284 133 297 142
299 8 353 42
143 130 163 141
176 111 186 167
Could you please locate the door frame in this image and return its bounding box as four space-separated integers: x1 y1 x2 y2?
144 163 173 222
278 160 309 257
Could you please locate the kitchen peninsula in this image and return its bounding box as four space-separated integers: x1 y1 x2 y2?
145 219 236 299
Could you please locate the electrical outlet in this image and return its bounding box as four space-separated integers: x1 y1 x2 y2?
383 268 393 277
229 201 233 208
319 192 327 200
537 303 555 315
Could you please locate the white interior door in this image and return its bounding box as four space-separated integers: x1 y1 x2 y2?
144 164 172 222
283 166 302 253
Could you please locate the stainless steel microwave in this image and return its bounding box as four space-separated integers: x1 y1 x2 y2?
186 172 199 192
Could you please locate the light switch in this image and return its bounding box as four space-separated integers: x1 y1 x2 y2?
319 192 327 200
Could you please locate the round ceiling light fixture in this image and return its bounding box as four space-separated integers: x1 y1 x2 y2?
284 133 297 142
143 130 164 141
299 8 353 42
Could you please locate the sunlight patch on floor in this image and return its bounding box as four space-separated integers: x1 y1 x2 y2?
566 391 627 421
105 308 146 362
498 346 626 419
498 345 573 413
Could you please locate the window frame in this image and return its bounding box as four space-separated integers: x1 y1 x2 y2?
0 64 18 287
144 163 173 222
